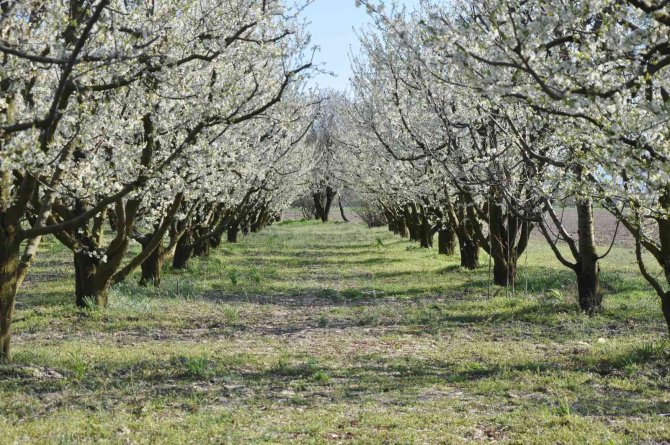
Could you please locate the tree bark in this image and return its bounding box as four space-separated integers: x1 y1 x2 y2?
661 291 670 337
405 205 420 242
419 219 433 248
73 251 108 307
397 217 409 238
438 227 456 255
210 233 222 248
227 226 239 243
459 237 480 269
492 252 517 287
485 192 528 287
322 186 336 222
575 199 602 313
140 243 164 287
313 186 337 222
172 231 193 270
338 197 349 222
313 193 325 221
448 195 482 270
192 230 211 257
0 235 20 361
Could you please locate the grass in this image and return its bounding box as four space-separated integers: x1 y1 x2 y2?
1 220 669 444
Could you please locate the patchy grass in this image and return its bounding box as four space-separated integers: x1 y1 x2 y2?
2 220 669 444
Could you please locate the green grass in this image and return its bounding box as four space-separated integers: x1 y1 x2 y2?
2 220 669 444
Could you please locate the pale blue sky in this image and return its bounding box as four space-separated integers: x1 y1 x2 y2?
301 0 421 91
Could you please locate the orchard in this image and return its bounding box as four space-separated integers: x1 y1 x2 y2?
0 1 669 443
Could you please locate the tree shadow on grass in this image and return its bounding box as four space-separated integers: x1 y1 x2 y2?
3 350 667 420
15 291 73 310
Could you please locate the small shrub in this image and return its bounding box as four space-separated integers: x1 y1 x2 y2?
354 204 387 228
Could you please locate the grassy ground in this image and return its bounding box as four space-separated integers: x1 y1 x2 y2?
1 220 669 444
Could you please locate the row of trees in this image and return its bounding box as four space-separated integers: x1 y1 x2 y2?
295 94 350 223
334 0 670 334
0 0 319 361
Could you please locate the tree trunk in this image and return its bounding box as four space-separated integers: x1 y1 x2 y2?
210 233 222 249
405 206 420 242
459 237 480 269
314 188 336 222
192 233 210 257
172 232 193 270
227 226 239 243
419 221 432 248
487 197 518 287
0 236 20 361
492 252 517 287
659 291 670 337
438 227 456 255
575 255 601 314
73 251 108 307
322 186 336 222
140 244 164 287
313 193 325 221
338 197 349 223
419 207 433 248
408 221 420 242
397 217 409 238
575 199 602 313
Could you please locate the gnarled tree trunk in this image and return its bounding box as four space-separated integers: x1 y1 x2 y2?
140 243 164 287
459 237 480 269
173 231 194 270
73 251 109 307
227 226 239 243
419 206 433 249
487 197 516 287
192 229 211 258
438 227 456 255
313 186 337 222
